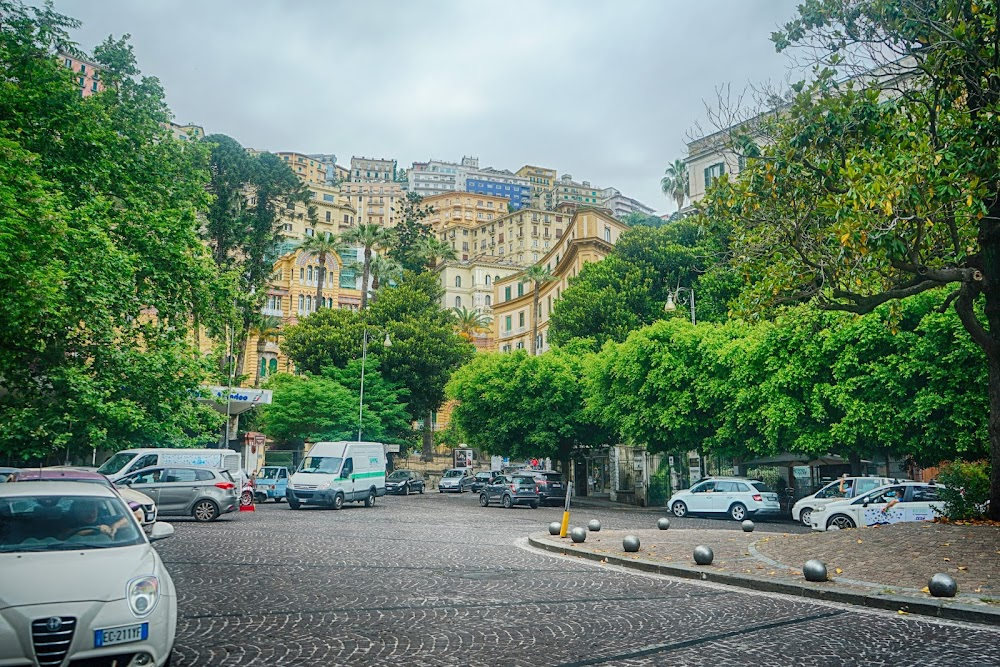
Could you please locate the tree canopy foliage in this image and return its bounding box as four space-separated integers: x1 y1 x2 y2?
0 2 223 462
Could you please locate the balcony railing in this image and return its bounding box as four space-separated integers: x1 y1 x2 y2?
498 326 528 340
261 307 284 317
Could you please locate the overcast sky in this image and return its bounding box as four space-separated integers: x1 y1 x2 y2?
50 0 802 214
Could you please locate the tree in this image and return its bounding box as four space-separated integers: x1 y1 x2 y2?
660 158 689 212
249 315 282 387
369 254 403 295
299 230 343 309
522 264 556 355
452 307 492 342
622 212 669 228
447 348 611 472
390 192 435 273
259 360 413 448
418 235 458 269
702 0 1000 517
281 308 367 374
341 224 394 309
0 3 223 462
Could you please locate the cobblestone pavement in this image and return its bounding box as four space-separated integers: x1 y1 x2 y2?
155 493 1000 666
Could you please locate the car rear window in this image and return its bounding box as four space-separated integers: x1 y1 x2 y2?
541 473 563 482
514 476 536 485
751 482 774 493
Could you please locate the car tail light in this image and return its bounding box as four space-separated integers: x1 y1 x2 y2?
753 494 762 502
216 482 235 490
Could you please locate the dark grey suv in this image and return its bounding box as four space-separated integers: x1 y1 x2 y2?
479 474 539 509
116 465 238 522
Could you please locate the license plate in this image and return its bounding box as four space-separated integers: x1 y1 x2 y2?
95 623 148 647
552 484 562 489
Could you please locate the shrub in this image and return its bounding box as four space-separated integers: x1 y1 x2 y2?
936 460 990 520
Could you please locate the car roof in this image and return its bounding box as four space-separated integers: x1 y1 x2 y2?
0 480 117 498
16 469 109 482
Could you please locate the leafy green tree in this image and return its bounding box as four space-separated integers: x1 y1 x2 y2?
522 264 556 355
703 0 1000 517
660 158 689 212
341 223 394 309
447 348 611 472
622 212 669 228
451 306 492 341
259 360 413 449
417 235 458 269
280 308 367 374
0 3 222 461
369 254 403 295
299 230 343 309
389 192 435 273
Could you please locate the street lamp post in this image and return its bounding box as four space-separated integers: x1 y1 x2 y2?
664 286 696 325
358 329 391 442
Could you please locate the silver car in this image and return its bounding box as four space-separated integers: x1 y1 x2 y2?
116 466 238 522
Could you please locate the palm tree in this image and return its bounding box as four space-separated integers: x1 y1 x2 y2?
340 224 394 309
418 236 458 269
660 159 689 213
451 306 492 342
522 264 556 355
299 230 344 311
250 315 282 387
369 254 403 295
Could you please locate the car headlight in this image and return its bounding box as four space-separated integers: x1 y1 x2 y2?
127 576 159 618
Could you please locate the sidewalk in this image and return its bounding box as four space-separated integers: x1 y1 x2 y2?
529 521 1000 625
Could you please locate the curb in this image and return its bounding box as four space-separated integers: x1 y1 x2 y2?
527 534 1000 627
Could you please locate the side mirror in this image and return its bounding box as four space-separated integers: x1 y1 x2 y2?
117 479 132 487
148 522 174 542
340 470 350 479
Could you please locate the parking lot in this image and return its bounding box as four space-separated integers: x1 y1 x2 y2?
157 492 999 666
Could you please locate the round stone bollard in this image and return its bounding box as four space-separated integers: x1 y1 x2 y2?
693 545 714 565
570 527 587 543
623 535 641 552
657 517 671 531
928 573 958 598
588 519 602 532
803 559 829 582
741 519 755 533
548 521 562 536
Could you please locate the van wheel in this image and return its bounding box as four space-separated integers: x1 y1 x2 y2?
332 493 344 510
365 489 376 507
502 495 513 509
288 497 301 510
192 499 219 522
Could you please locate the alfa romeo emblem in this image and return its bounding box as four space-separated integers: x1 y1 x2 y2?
45 617 61 632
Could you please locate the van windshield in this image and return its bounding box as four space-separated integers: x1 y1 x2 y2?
298 457 342 474
257 468 279 479
97 453 135 475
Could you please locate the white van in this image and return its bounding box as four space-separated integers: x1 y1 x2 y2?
286 441 386 510
97 448 243 483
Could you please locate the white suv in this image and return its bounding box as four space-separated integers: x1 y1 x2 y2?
667 477 781 521
791 477 894 527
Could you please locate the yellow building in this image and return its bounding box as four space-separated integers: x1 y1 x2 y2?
492 208 627 354
275 152 328 186
339 180 406 227
516 165 557 210
422 193 512 259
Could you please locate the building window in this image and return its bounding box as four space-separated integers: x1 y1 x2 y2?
455 276 462 288
705 162 726 188
605 226 611 242
505 315 512 331
455 296 462 308
505 286 512 301
305 228 315 237
517 283 524 297
485 295 491 306
518 312 525 327
269 358 277 375
485 275 491 286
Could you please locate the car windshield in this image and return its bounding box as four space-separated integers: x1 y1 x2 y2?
751 482 774 493
298 457 342 474
257 468 279 479
388 471 411 480
444 470 464 478
0 495 145 553
97 452 136 475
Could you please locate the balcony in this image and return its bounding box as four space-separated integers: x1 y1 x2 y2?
498 326 528 340
261 307 284 317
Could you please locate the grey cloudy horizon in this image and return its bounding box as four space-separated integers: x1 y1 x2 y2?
51 0 803 215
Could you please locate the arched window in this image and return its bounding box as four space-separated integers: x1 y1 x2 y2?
307 266 313 283
495 275 500 283
298 294 304 311
455 296 462 308
605 226 611 242
455 276 462 288
268 358 278 375
485 295 491 306
260 358 267 378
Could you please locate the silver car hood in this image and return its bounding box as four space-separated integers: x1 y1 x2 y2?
0 544 156 610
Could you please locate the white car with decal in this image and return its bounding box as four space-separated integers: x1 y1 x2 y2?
809 481 945 531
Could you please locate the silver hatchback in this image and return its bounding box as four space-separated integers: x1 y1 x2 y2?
116 466 238 522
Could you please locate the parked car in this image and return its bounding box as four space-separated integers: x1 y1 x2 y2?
386 469 425 495
470 471 495 492
0 481 177 667
438 468 475 493
519 470 567 506
253 465 290 503
16 468 158 527
479 474 540 509
116 466 238 522
809 482 945 531
667 477 781 521
791 476 895 527
286 441 387 510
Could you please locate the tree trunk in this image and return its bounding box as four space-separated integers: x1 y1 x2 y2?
421 409 434 462
361 247 372 310
530 284 540 355
193 312 201 353
848 453 863 477
254 340 265 387
315 252 326 310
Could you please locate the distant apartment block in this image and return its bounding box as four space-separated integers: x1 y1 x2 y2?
459 167 531 210
307 153 340 185
60 52 104 97
351 156 397 183
600 187 656 220
552 174 603 208
165 123 205 142
276 152 329 186
516 165 558 210
340 180 405 228
408 156 479 197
